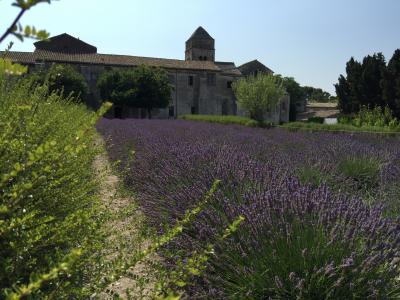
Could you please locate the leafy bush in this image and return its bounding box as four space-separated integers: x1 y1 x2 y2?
232 73 285 122
97 65 173 118
0 76 105 298
179 114 262 127
307 116 325 124
29 64 89 101
339 106 400 129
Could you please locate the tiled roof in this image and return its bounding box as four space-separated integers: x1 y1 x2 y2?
238 59 273 75
2 50 221 71
34 33 97 54
187 26 213 41
215 62 242 76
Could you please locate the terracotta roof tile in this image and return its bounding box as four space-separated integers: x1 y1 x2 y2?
2 50 221 71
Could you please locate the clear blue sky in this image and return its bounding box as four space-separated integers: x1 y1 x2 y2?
2 0 400 94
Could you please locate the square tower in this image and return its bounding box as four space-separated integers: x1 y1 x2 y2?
185 27 215 62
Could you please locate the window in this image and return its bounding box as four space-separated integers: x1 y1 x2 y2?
191 106 197 114
227 81 233 89
188 75 194 86
207 73 216 86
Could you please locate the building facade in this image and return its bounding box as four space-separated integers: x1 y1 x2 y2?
4 27 290 123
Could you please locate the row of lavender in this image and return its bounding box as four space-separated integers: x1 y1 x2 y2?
97 119 400 299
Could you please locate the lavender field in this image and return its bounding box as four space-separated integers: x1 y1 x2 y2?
97 119 400 299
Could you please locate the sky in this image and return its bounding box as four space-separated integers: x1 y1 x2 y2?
1 0 400 94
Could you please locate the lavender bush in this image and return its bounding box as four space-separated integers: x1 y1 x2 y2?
97 119 400 298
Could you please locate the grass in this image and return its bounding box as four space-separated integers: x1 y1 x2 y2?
337 157 381 190
179 114 261 127
281 121 400 134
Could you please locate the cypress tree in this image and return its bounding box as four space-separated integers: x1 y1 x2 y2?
383 49 400 118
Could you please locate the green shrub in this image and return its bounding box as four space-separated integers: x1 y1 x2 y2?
179 114 264 127
307 116 325 124
0 76 106 298
29 64 88 101
339 106 400 129
232 73 285 122
281 121 400 134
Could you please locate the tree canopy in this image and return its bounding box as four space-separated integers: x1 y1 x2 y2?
30 64 88 101
280 77 306 121
97 65 173 118
232 73 285 122
335 50 400 118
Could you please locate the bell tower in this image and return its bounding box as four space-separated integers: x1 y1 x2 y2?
185 26 215 62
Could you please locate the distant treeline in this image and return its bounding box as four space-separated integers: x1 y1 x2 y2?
335 49 400 118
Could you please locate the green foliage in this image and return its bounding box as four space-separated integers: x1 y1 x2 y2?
232 73 285 122
29 64 89 101
303 86 335 103
179 114 262 127
212 220 385 299
280 76 306 121
0 75 108 297
339 106 400 129
307 116 325 124
281 121 400 134
97 65 173 118
0 58 27 76
335 50 400 118
159 216 244 298
0 0 51 44
337 157 381 190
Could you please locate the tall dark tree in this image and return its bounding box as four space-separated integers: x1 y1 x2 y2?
383 50 400 117
335 54 388 115
281 77 306 121
97 65 173 118
359 53 386 107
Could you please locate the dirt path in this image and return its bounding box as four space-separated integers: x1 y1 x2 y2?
93 138 161 299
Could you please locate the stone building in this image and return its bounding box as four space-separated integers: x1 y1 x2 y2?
4 27 290 123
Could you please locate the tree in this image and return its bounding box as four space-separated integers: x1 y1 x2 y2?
97 65 173 118
383 49 400 118
30 64 89 100
281 77 306 121
335 52 396 116
232 73 285 122
303 86 334 103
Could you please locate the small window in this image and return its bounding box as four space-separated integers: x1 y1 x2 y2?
198 56 203 61
207 73 216 86
191 106 197 114
227 81 233 89
203 56 207 61
188 75 194 86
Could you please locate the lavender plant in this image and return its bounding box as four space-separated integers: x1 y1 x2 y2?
97 119 400 298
